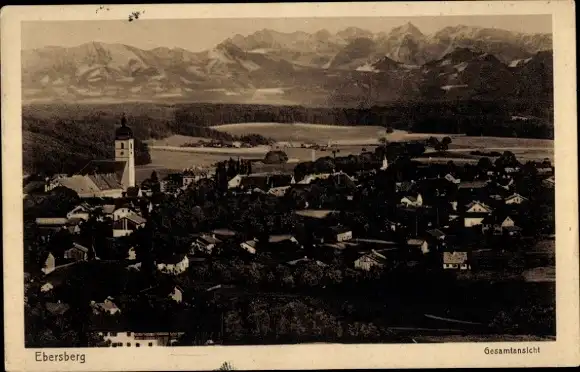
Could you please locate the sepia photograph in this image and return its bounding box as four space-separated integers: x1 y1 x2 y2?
3 2 578 371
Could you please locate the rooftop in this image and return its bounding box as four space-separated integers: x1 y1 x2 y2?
443 251 468 264
458 180 488 189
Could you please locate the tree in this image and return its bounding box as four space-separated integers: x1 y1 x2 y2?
477 157 493 172
151 171 159 183
440 136 452 151
263 150 288 164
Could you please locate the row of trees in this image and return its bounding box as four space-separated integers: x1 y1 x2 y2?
172 100 553 140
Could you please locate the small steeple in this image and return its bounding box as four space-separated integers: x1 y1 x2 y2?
116 114 133 140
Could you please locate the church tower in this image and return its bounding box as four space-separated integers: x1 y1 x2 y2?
115 114 135 189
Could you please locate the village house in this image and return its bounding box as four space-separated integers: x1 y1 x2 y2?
112 212 146 237
169 286 184 303
542 176 555 188
66 204 92 221
268 186 291 197
463 201 493 227
191 234 222 255
240 239 258 254
35 217 83 235
160 174 182 194
41 252 56 275
443 251 471 270
426 228 446 242
395 181 414 193
91 297 121 315
354 250 388 271
298 173 331 185
141 284 184 304
407 238 430 254
444 173 461 184
286 256 328 268
127 247 137 260
482 214 519 235
238 172 294 192
326 226 353 243
400 194 423 207
182 169 209 188
64 242 90 262
504 166 521 174
46 301 70 316
98 330 185 348
41 282 54 293
504 193 528 205
156 254 189 275
227 174 245 189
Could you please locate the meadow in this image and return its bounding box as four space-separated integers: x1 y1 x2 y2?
211 123 389 144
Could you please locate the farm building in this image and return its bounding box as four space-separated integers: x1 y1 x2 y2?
443 251 470 270
354 250 388 271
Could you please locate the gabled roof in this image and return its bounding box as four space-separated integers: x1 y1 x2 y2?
46 302 70 315
211 228 237 237
58 175 102 195
24 180 46 194
197 234 222 245
356 250 388 265
241 239 257 248
158 254 187 265
426 229 446 238
505 193 528 201
504 225 522 232
465 201 493 212
328 225 352 235
295 209 336 219
123 213 147 225
101 204 116 214
268 234 297 243
395 181 413 192
69 242 89 253
407 238 426 246
402 195 418 202
80 160 126 181
458 180 488 189
482 213 517 225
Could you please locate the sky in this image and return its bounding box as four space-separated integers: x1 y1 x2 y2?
22 15 552 52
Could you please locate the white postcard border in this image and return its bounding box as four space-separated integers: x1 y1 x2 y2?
2 2 578 370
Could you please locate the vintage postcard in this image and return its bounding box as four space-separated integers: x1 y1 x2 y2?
2 1 579 370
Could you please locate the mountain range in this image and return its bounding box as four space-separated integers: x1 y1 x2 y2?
21 23 553 106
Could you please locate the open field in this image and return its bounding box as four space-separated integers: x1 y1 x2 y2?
449 136 553 149
145 135 206 147
149 145 270 155
211 123 389 144
139 129 555 183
